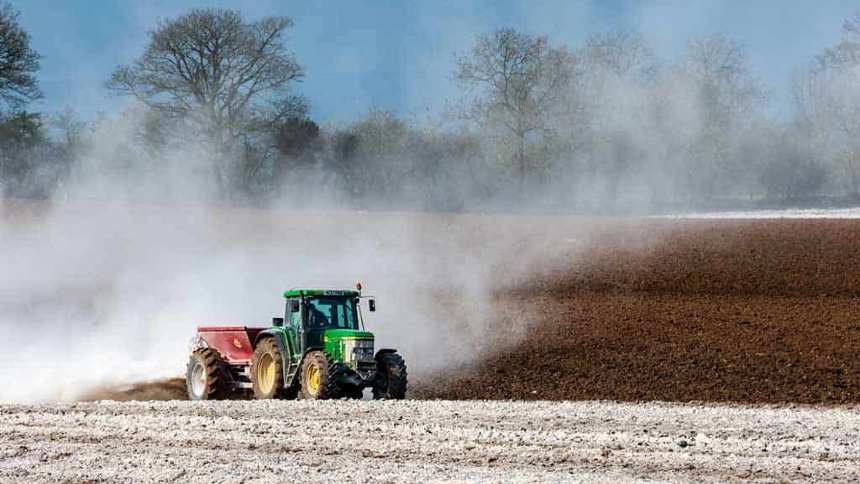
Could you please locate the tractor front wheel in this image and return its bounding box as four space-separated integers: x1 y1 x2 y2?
251 338 286 399
300 351 340 400
186 348 230 400
372 352 407 400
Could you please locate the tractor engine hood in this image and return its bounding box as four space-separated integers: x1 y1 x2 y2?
323 329 375 366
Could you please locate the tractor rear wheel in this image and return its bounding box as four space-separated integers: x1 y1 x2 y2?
251 338 286 399
186 348 230 400
300 351 340 400
372 352 407 400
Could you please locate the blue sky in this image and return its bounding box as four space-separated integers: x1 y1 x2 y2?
9 0 859 123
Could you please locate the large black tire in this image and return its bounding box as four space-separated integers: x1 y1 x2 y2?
186 348 231 400
250 338 286 399
372 352 407 400
300 351 341 400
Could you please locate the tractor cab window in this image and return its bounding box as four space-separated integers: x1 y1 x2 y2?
306 297 358 330
288 299 301 328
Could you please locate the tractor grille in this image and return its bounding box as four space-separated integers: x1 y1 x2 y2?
345 339 374 365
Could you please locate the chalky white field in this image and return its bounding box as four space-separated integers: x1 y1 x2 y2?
1 399 857 483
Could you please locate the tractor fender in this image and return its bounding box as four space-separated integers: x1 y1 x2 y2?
374 348 399 361
254 330 290 383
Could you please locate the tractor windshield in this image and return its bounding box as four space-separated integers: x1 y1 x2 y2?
306 296 359 330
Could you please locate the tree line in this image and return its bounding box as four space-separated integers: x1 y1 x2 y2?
2 4 860 212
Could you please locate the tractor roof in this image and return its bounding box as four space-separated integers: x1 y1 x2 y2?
283 288 360 298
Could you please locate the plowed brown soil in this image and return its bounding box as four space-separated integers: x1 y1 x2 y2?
415 219 860 404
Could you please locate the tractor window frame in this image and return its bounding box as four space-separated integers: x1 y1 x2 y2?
287 298 302 329
305 296 359 330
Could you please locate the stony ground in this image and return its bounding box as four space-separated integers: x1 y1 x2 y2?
1 399 858 483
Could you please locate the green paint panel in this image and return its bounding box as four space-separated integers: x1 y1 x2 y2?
324 329 374 362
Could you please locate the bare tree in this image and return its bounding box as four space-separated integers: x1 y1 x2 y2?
683 35 765 120
583 31 655 80
53 107 87 149
0 2 41 110
816 13 860 72
795 14 860 197
107 8 303 192
579 31 656 209
797 68 860 196
454 28 576 185
678 35 766 200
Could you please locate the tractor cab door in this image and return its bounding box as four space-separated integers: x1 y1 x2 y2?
301 297 327 351
284 298 303 378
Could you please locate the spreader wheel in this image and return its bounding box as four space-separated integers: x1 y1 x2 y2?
251 337 286 399
186 348 230 400
372 352 407 400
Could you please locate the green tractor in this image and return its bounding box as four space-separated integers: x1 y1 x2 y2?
186 287 407 400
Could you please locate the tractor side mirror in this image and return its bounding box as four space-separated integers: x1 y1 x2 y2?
368 299 376 312
272 317 284 326
289 299 300 312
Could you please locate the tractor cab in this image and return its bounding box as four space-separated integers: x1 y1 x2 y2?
279 288 377 376
284 289 364 330
281 287 370 332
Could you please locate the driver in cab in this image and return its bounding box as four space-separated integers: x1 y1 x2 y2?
308 305 330 329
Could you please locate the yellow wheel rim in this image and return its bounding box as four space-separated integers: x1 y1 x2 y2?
257 353 275 394
307 364 321 394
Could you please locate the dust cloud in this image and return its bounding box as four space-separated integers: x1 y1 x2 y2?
0 116 591 402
